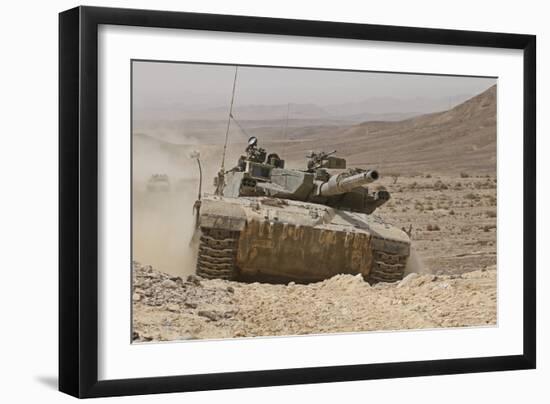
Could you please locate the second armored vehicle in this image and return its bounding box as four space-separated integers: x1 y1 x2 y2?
146 174 170 192
193 137 410 284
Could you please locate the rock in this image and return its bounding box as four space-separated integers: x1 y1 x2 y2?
398 273 419 288
227 286 235 293
166 304 179 312
161 279 178 289
184 302 198 309
178 333 196 340
187 275 202 286
198 310 222 321
132 293 141 302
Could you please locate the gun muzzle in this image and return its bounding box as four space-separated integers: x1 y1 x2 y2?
318 170 379 196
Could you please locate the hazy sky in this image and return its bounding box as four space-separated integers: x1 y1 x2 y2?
132 60 496 111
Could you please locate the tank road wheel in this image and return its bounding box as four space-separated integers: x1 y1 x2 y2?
367 250 408 284
196 228 239 280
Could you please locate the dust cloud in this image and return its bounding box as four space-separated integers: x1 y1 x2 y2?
132 135 215 278
404 246 429 275
133 191 197 278
132 122 256 278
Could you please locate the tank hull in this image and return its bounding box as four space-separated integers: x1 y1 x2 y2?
196 195 410 283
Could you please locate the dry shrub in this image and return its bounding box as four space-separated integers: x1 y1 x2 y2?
483 224 496 232
433 180 448 190
484 195 497 205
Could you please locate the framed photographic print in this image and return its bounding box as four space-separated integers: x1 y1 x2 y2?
59 6 536 398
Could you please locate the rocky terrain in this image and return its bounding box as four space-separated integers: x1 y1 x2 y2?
132 261 496 342
380 174 497 276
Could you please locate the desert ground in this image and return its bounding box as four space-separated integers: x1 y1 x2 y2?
133 264 496 341
132 85 497 342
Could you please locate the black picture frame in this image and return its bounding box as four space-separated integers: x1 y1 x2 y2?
59 5 536 398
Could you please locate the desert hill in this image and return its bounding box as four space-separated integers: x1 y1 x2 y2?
280 85 497 174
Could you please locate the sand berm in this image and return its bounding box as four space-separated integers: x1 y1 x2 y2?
132 261 496 342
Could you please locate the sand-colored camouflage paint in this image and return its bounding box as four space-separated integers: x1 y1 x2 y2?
199 195 409 282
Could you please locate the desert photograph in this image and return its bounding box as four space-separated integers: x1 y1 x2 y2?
131 61 497 342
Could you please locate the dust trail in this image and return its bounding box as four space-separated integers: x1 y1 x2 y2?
132 126 246 278
132 190 199 278
404 245 430 275
132 134 208 278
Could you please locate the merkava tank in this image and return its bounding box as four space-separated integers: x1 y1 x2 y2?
193 137 410 284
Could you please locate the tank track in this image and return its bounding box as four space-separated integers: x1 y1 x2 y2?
367 250 408 284
195 228 239 280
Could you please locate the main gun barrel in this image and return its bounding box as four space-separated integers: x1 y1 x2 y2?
318 170 379 196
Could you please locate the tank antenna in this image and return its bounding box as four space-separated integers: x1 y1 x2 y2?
190 151 203 228
195 155 202 201
221 66 239 172
281 102 290 156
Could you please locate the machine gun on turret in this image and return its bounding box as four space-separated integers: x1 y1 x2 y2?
306 150 346 171
245 136 267 163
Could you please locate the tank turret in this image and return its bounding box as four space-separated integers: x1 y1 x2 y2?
219 138 390 215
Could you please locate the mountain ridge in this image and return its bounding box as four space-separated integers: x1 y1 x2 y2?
134 85 497 175
280 85 497 174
